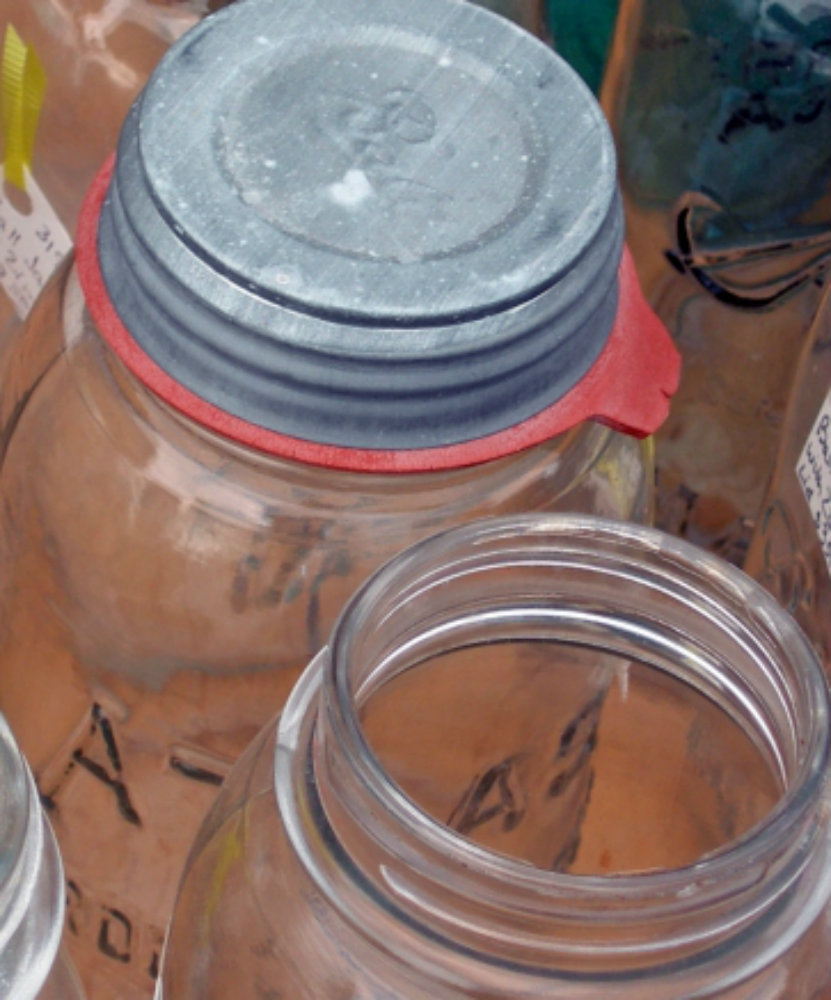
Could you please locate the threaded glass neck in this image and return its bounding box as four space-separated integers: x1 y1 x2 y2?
278 516 830 996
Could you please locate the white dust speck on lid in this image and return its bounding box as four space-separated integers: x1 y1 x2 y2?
438 53 453 67
327 169 373 207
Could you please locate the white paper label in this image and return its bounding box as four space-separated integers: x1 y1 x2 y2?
0 169 73 319
796 389 831 574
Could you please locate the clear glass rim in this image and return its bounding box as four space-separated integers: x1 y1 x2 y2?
0 713 37 944
323 514 830 909
0 712 65 997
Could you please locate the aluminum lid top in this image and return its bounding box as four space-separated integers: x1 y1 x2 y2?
78 0 679 471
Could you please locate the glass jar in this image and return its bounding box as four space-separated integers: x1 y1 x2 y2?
156 515 831 999
0 0 230 350
0 1 678 997
0 712 86 1000
744 284 831 675
601 0 831 564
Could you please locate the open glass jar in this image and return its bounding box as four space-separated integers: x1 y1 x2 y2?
156 515 831 999
0 1 678 997
0 712 85 1000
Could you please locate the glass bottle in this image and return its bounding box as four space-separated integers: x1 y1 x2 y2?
0 1 678 996
0 712 86 1000
601 0 831 564
744 284 831 674
155 514 831 999
0 0 230 349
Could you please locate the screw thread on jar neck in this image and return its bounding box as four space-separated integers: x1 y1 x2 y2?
0 715 66 1000
277 516 831 996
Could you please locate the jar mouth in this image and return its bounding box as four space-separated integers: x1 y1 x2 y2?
284 515 831 981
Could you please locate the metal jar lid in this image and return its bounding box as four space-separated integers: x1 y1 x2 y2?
76 0 679 471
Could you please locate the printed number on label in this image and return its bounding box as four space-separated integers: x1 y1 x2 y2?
0 169 72 318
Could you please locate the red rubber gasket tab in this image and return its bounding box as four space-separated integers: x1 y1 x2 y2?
77 156 680 473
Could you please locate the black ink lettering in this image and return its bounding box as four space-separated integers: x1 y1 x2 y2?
231 551 264 613
547 694 603 800
817 415 829 464
554 693 603 760
550 770 595 871
66 880 82 937
448 757 526 836
547 730 598 798
168 754 224 787
807 445 823 491
67 704 142 827
98 907 132 964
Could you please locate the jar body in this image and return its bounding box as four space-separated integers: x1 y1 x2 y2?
744 286 831 675
0 263 652 1000
156 516 831 999
601 0 831 564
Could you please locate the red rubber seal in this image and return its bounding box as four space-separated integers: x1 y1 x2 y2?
76 156 680 473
